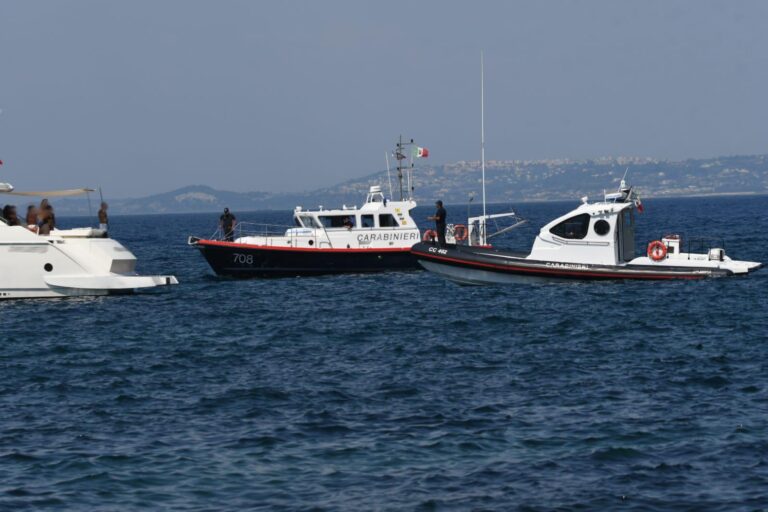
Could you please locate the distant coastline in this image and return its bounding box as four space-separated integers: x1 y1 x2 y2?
44 153 768 215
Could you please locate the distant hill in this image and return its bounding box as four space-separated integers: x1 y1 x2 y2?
41 153 768 215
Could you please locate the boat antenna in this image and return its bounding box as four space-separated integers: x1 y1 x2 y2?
481 51 487 220
396 135 404 201
619 167 629 189
408 138 415 199
385 151 393 199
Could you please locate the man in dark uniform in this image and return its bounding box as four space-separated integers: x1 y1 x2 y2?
428 200 447 246
220 207 237 241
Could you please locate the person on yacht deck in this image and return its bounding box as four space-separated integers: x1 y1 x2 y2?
26 205 37 226
2 205 21 226
39 199 56 230
98 202 109 231
37 206 54 235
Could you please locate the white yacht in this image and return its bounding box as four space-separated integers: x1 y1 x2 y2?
0 182 178 299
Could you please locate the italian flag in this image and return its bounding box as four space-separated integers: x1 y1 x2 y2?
414 146 429 158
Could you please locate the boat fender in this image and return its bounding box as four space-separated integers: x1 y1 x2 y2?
647 240 667 261
423 230 437 242
453 224 468 242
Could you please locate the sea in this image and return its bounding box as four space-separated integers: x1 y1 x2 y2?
1 195 767 511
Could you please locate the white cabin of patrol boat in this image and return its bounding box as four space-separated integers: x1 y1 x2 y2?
231 185 420 250
528 190 637 265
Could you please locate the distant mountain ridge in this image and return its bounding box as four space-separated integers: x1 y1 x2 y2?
43 153 768 215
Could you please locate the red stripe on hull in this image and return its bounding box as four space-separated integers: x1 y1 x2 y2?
414 251 707 280
197 239 413 254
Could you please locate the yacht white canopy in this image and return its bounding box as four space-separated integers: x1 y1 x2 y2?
1 188 95 197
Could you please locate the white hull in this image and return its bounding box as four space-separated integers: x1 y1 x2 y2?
419 259 545 285
0 226 177 300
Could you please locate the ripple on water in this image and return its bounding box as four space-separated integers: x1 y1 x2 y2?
1 200 767 509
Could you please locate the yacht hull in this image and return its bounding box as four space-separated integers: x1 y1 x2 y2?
411 242 746 284
0 228 178 300
193 239 420 277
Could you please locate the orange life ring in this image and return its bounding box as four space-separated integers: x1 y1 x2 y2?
423 230 437 242
453 224 468 242
647 240 667 261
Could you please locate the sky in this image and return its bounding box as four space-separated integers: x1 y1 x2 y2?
1 0 767 197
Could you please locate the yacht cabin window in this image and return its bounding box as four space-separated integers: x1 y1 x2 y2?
549 213 591 240
319 215 356 229
379 214 399 227
360 215 374 228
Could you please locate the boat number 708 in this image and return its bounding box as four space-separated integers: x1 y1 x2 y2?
233 253 254 265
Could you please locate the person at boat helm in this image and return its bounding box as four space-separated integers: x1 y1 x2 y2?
343 216 353 230
2 204 21 226
220 207 237 242
428 200 447 246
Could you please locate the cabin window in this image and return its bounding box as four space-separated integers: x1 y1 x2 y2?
299 215 320 229
360 215 374 228
379 214 399 227
594 219 610 236
549 213 591 240
319 215 356 229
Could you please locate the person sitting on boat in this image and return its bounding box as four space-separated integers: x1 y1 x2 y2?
26 205 37 226
428 200 447 246
220 207 237 242
2 204 21 226
3 204 21 226
37 205 55 235
39 199 56 230
343 216 353 230
98 201 109 232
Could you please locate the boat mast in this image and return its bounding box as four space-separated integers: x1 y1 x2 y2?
481 51 487 220
394 135 416 201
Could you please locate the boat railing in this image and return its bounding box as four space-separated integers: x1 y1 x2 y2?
212 222 332 248
646 233 727 258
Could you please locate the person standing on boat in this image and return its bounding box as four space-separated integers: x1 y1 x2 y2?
220 207 237 242
98 202 109 232
428 200 447 246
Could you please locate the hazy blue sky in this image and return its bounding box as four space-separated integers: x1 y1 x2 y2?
1 1 767 197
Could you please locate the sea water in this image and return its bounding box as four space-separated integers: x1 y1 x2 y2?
1 196 767 510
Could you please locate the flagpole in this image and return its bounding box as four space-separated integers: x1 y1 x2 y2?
385 152 393 199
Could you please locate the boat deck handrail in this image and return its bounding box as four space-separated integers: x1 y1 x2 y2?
207 222 332 248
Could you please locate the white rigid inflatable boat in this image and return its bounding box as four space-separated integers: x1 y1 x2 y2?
411 180 762 284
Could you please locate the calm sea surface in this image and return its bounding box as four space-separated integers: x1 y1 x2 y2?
1 196 767 511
